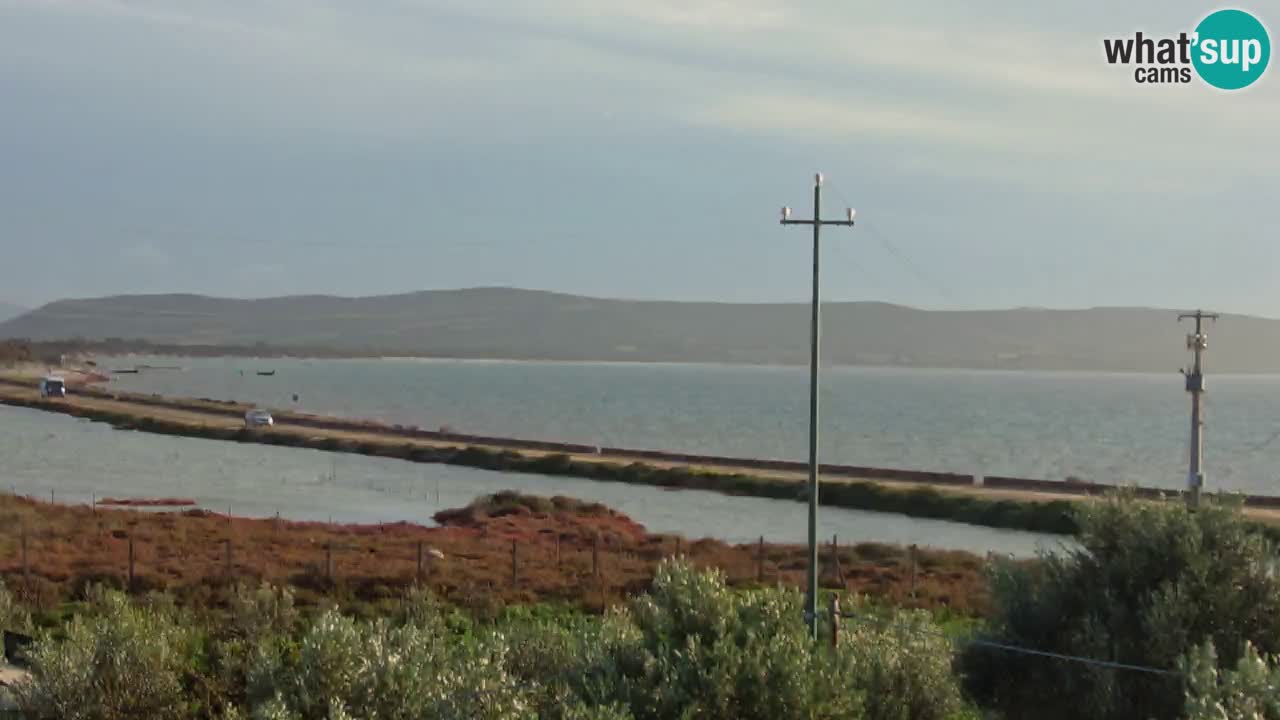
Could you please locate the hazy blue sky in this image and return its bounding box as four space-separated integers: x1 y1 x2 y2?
1 1 1277 313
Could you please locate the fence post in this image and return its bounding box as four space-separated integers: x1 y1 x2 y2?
325 541 333 583
50 489 54 505
20 525 28 584
674 536 681 557
756 535 764 583
592 534 599 578
555 534 562 568
127 535 135 591
225 539 233 579
416 540 424 583
829 594 840 649
92 493 96 515
511 539 518 588
909 544 918 600
830 534 842 585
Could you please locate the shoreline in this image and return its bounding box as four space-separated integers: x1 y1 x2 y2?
23 343 1280 375
2 369 1277 537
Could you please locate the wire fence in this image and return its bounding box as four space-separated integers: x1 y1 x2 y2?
832 601 1182 677
0 492 991 619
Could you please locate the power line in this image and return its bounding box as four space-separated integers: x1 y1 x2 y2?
835 609 1183 677
821 180 959 305
862 224 960 305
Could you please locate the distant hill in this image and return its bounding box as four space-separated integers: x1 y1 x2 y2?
0 287 1273 372
0 302 26 324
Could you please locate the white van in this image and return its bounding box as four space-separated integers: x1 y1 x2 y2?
38 376 66 398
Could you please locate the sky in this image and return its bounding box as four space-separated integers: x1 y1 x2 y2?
1 0 1278 313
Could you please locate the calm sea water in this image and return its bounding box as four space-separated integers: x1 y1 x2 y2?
98 356 1280 494
0 405 1054 555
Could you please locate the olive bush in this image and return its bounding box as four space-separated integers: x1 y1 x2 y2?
837 605 970 720
575 560 970 720
1183 641 1280 720
14 588 195 720
962 493 1280 720
202 584 302 714
245 605 533 719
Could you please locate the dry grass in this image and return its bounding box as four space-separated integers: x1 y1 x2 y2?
0 493 992 617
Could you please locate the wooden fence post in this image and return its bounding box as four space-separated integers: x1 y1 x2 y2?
325 542 333 583
592 534 599 578
416 540 424 583
756 535 764 582
127 535 135 591
555 534 562 568
909 544 918 600
830 534 843 585
511 539 518 588
674 536 681 557
20 525 28 584
225 539 233 579
829 594 841 649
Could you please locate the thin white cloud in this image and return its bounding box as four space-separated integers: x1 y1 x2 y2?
2 0 1277 186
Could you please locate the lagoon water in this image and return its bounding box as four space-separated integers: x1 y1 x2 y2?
98 356 1280 494
0 405 1055 555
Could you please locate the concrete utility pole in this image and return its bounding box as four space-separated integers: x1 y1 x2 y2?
780 173 856 640
1179 310 1219 507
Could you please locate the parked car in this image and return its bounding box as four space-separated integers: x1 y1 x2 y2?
244 409 274 427
38 376 66 398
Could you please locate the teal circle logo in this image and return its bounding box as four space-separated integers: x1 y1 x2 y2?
1192 9 1270 90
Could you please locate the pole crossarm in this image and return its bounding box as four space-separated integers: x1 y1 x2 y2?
780 219 857 227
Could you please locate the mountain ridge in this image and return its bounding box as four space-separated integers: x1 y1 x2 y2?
2 287 1275 372
0 302 26 324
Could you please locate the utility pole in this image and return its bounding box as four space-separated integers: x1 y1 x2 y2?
1179 310 1218 507
780 173 856 640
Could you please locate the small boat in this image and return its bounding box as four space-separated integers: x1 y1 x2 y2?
256 370 276 376
112 368 140 374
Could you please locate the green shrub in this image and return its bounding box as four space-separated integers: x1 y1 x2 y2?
1182 641 1280 720
580 560 968 720
14 588 195 720
245 605 532 719
962 493 1280 720
834 604 969 720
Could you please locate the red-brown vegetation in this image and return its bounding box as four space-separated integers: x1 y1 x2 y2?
0 492 991 616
